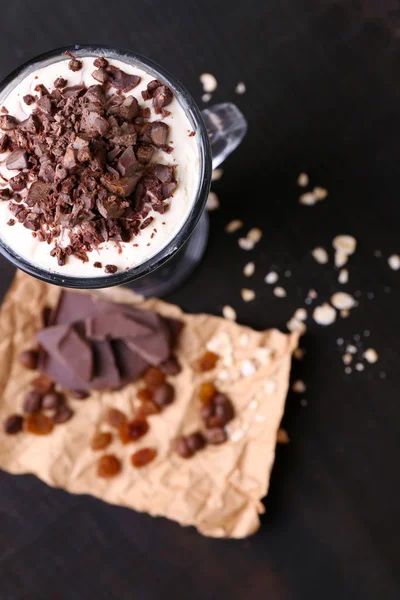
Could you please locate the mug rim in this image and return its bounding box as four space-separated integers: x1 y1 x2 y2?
0 44 212 289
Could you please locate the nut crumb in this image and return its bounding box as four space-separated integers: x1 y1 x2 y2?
312 247 329 264
276 428 290 444
265 271 278 284
313 303 336 326
235 82 246 95
333 235 357 256
273 286 287 298
331 292 356 310
200 73 218 93
206 191 219 211
241 288 256 302
313 186 328 200
225 219 243 233
363 348 379 363
247 228 262 244
243 262 255 277
222 305 237 321
297 172 309 187
238 237 254 251
299 192 317 206
388 254 400 270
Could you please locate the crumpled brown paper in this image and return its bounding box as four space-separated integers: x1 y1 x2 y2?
0 272 298 538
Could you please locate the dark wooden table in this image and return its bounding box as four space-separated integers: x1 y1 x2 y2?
0 1 399 598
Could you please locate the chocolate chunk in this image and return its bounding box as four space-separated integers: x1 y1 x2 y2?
37 95 53 114
83 84 106 105
103 175 140 197
116 146 138 177
150 122 169 146
19 349 39 369
204 427 227 445
34 84 49 96
22 390 42 414
31 374 54 394
141 79 162 101
62 146 78 170
92 68 109 84
152 85 173 114
54 77 67 89
106 65 141 92
153 382 174 408
104 264 118 274
111 95 140 121
68 58 82 72
58 326 93 382
52 406 74 424
152 164 173 183
159 356 181 375
69 389 89 400
23 94 35 105
62 85 86 98
186 431 206 453
19 114 40 134
93 261 102 268
3 414 23 434
9 173 26 191
93 57 108 68
27 181 51 205
0 134 9 153
161 181 177 199
136 145 154 163
0 115 18 130
0 187 11 201
80 109 109 136
42 391 64 410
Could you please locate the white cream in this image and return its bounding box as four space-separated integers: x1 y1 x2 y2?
0 55 200 277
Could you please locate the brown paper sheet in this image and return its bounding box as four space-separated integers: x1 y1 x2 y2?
0 272 298 538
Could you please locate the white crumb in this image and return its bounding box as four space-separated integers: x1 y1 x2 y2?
286 317 307 335
299 192 317 206
345 367 352 374
225 219 243 233
312 247 329 264
294 308 307 321
333 235 357 256
313 303 336 326
241 288 256 302
355 363 365 372
297 172 309 187
235 82 246 95
292 380 306 393
338 269 349 284
363 348 379 363
331 292 356 310
346 344 357 354
211 168 223 181
201 93 211 103
206 191 219 211
222 305 237 321
388 254 400 270
337 338 344 346
273 286 287 298
243 262 255 277
334 249 348 268
265 271 278 284
238 237 254 250
200 73 217 93
342 353 352 365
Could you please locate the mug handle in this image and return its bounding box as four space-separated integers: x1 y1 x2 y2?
201 103 248 169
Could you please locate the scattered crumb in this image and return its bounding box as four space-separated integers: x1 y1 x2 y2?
273 286 287 298
243 262 255 277
353 334 360 342
241 288 256 302
313 186 328 200
374 250 382 257
265 271 278 284
300 398 308 407
292 380 306 393
200 73 217 93
225 219 243 233
247 228 262 244
313 303 336 326
355 362 364 372
346 344 357 354
337 338 344 346
286 317 307 335
312 247 329 264
212 168 223 181
308 289 318 299
297 172 309 187
299 192 317 206
334 249 348 268
388 254 400 270
364 330 371 337
345 367 352 374
332 235 357 256
364 348 379 363
201 93 211 103
276 428 290 444
284 270 292 277
331 292 356 310
367 292 374 300
294 308 307 321
338 269 349 284
206 191 219 211
342 353 352 365
384 286 391 293
235 82 246 95
340 309 350 318
294 348 305 360
379 371 386 379
238 237 254 250
222 305 237 321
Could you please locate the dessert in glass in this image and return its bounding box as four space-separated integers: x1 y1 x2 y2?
0 45 246 295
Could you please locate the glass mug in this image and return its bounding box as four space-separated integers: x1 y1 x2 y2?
0 45 247 296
